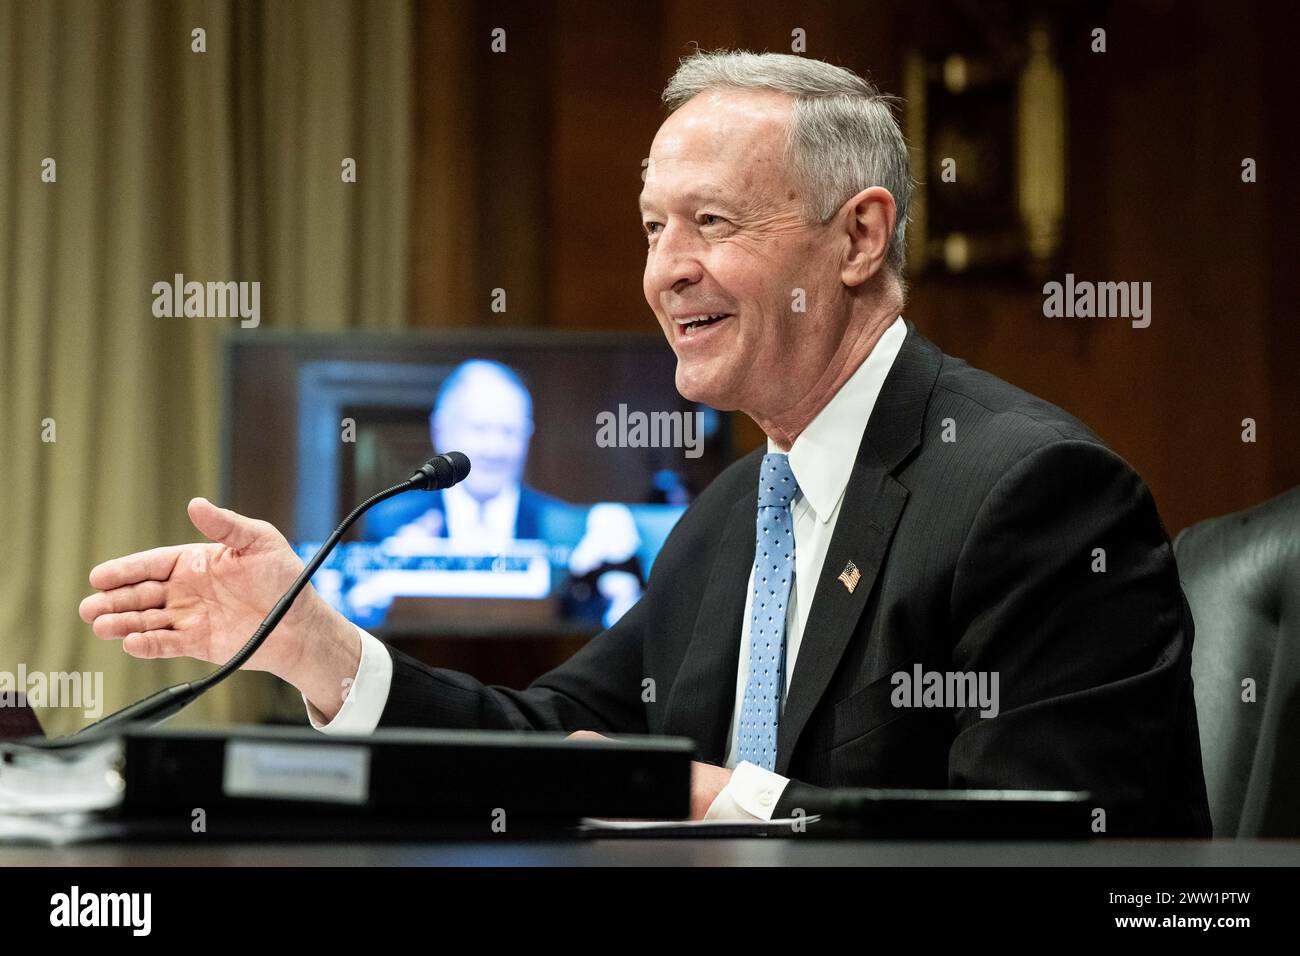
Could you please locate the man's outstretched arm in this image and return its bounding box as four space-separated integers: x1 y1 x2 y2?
79 496 651 737
369 596 651 736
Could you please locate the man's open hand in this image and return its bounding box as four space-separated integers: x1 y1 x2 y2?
77 498 355 705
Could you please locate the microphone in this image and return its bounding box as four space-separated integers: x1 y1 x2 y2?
31 453 471 748
408 451 471 491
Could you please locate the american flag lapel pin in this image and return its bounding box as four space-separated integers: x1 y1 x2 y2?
837 559 861 594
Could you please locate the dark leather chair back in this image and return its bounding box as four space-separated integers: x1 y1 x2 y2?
1174 486 1300 837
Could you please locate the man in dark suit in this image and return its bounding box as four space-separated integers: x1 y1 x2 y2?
375 317 1209 833
363 359 562 545
79 50 1210 834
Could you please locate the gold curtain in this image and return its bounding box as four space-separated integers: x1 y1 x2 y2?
0 0 413 734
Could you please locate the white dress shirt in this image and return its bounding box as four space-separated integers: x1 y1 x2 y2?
307 316 908 821
429 482 520 549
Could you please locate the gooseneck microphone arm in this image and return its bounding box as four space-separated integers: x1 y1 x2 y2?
39 452 473 747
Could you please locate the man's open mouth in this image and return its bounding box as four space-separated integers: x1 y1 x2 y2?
677 313 732 336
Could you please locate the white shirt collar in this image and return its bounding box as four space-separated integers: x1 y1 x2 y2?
769 315 908 523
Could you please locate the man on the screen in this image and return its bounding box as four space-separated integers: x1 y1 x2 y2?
80 50 1211 833
364 359 562 548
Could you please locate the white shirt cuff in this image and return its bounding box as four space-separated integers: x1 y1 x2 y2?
303 625 393 735
703 761 791 821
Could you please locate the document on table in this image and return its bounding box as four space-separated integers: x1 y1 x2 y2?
580 815 819 834
0 737 126 844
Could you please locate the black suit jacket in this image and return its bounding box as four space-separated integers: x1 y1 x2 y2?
377 323 1212 836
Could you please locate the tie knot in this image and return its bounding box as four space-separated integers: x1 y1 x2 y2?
758 453 798 508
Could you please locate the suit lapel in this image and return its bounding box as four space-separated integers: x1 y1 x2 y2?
775 323 942 774
661 483 758 764
774 461 907 772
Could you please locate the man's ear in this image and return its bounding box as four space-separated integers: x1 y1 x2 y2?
838 186 896 288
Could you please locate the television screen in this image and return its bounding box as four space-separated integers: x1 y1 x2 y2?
223 331 732 635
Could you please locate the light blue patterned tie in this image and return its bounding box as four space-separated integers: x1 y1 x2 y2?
737 452 798 771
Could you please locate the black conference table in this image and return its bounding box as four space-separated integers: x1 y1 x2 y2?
4 838 1299 866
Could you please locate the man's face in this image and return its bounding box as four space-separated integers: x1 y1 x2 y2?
640 89 848 416
433 376 532 502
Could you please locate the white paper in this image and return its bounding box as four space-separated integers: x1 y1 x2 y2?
580 815 819 831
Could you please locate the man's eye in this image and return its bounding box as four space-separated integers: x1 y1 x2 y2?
643 222 663 237
698 213 725 227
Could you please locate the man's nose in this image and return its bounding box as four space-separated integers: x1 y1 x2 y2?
477 427 523 456
645 221 704 293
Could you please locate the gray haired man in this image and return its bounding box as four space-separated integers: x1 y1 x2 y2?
82 51 1210 833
